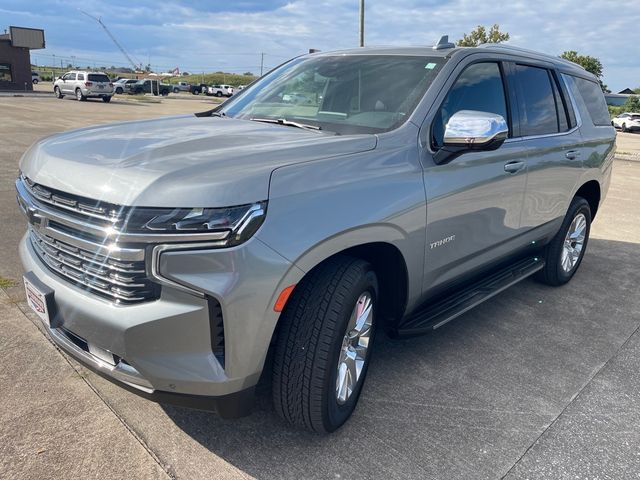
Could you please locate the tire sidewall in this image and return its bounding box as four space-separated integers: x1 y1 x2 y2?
554 200 591 283
323 267 378 432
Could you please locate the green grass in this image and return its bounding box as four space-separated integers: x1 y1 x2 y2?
0 276 16 288
32 65 257 88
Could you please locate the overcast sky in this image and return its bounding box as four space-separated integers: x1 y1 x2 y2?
1 0 638 91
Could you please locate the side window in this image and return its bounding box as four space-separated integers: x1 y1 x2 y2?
432 62 508 148
67 73 77 81
513 65 558 136
77 73 85 81
572 77 610 126
550 74 570 131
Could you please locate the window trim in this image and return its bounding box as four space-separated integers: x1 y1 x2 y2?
505 62 582 142
429 59 514 150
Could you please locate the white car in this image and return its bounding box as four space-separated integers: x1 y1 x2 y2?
612 112 640 132
53 71 114 102
32 72 40 84
207 84 234 97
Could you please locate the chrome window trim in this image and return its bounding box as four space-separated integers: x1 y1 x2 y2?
504 73 583 143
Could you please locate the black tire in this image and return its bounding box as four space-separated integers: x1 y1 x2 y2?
173 88 179 93
102 96 111 103
32 79 38 84
54 86 63 99
536 196 591 286
622 123 628 133
272 256 378 433
75 88 85 101
216 91 222 97
116 87 123 94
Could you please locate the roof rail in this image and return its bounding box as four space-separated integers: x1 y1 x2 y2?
476 43 586 70
433 35 456 50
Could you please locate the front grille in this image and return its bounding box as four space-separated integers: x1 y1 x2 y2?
29 227 158 304
22 175 122 225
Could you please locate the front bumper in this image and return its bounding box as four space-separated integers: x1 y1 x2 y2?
19 231 302 414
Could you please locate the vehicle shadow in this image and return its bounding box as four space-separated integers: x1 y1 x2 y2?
162 237 640 479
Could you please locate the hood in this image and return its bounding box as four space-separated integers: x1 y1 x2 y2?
20 115 377 207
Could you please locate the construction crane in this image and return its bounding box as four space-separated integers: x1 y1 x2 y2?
78 10 141 71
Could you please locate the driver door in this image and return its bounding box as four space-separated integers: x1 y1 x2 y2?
421 60 528 292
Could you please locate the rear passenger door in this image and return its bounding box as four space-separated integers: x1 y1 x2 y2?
508 63 583 232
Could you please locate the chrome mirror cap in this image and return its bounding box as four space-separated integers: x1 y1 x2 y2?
443 110 508 147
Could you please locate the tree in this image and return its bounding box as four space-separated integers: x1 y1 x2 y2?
560 51 609 92
624 95 640 112
243 71 254 76
457 24 510 47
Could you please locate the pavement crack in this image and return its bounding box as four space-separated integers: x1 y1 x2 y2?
500 321 640 479
12 298 176 480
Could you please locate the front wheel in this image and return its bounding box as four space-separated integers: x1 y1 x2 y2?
115 87 123 94
622 123 628 133
216 91 222 97
102 96 111 103
272 256 378 433
54 86 63 99
536 196 591 286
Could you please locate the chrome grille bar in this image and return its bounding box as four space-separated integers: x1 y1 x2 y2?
29 227 156 303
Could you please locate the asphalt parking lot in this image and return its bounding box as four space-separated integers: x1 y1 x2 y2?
1 96 640 479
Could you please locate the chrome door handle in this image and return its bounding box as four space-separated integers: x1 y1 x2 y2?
565 150 581 160
504 161 525 173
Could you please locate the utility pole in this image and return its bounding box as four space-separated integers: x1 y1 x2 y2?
260 52 265 77
359 0 365 47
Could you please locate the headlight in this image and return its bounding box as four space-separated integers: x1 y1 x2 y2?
122 201 267 246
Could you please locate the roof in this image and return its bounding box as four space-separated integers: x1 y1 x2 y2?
310 42 590 77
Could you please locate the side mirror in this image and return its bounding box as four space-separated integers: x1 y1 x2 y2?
434 110 509 164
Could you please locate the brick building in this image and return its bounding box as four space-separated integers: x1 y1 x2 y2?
0 26 45 91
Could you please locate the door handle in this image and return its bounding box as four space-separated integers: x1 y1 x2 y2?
565 150 581 160
504 161 525 174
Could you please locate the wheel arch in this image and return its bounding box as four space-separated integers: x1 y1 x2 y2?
574 180 601 219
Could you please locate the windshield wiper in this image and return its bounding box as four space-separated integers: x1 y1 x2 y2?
249 117 322 132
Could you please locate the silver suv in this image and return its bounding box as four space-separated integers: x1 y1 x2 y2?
54 70 114 102
17 41 614 433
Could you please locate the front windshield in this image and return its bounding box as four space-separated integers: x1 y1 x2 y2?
220 54 445 135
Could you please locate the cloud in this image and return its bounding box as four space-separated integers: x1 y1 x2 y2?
7 0 640 89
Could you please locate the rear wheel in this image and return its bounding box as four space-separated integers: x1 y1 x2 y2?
54 86 63 99
216 91 222 97
75 88 85 101
622 123 628 133
272 256 378 433
536 196 591 286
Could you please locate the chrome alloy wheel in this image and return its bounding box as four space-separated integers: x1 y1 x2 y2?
561 213 587 273
336 292 373 405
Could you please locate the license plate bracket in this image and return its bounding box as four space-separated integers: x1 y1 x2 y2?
23 272 59 327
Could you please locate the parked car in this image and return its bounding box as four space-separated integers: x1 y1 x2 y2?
207 84 233 97
17 41 614 433
53 71 114 102
611 112 640 132
113 78 138 95
190 83 208 95
237 85 246 91
130 79 171 96
172 81 191 93
282 92 313 104
31 72 40 84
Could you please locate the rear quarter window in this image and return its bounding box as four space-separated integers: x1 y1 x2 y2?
88 74 110 83
571 76 610 126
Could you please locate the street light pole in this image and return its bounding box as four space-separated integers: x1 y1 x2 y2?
359 0 365 47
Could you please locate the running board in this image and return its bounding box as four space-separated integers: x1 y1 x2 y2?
394 256 545 337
